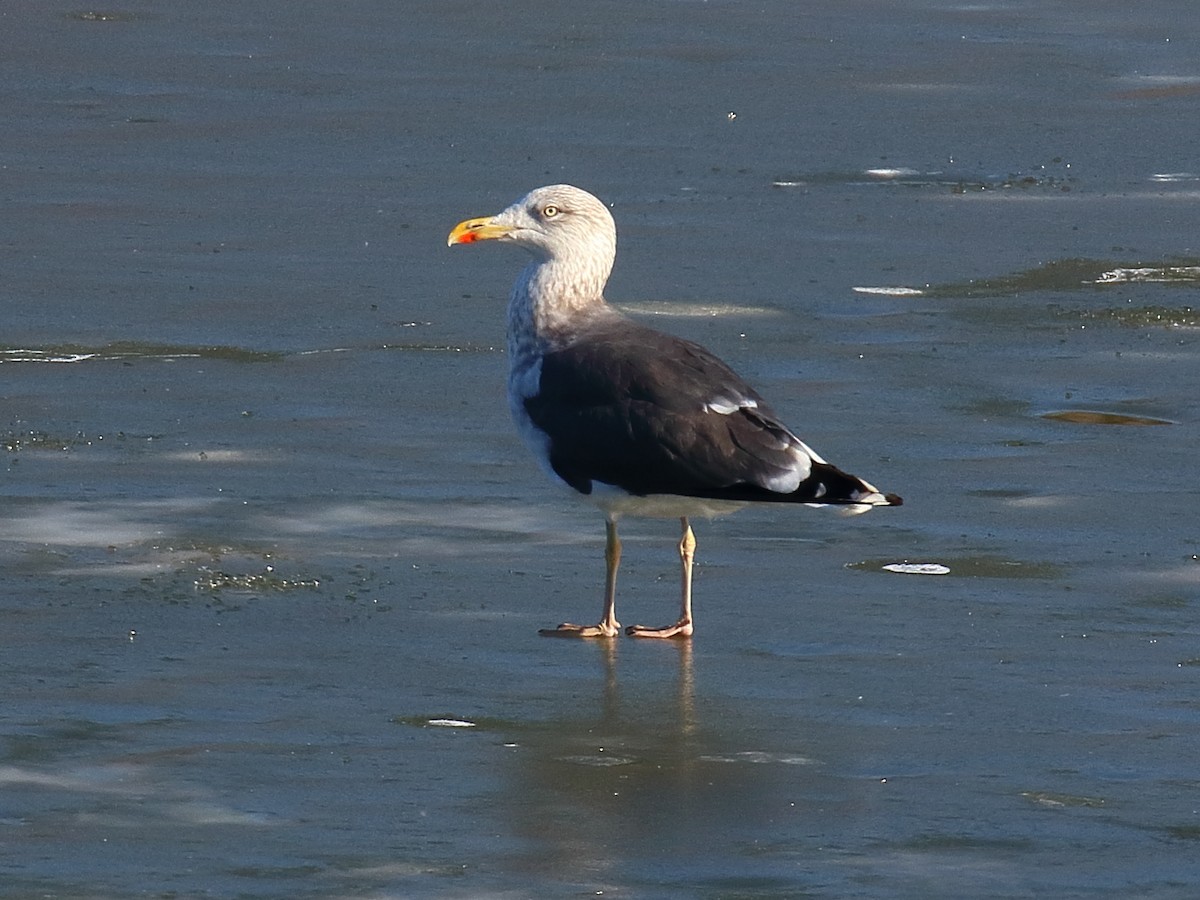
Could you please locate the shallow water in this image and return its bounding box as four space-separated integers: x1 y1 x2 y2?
3 1 1200 897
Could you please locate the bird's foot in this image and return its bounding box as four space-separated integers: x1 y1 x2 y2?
625 619 693 639
539 621 621 638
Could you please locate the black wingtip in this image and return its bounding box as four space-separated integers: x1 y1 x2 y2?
884 493 904 507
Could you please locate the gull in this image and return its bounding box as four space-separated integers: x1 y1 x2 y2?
448 184 901 638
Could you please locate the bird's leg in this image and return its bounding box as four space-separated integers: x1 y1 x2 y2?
626 517 695 639
599 517 623 632
539 517 622 638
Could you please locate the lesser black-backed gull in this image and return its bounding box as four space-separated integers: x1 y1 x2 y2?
448 184 901 638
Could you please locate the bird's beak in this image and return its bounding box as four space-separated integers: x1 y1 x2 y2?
447 216 514 247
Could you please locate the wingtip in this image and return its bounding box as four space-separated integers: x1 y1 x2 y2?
885 493 904 507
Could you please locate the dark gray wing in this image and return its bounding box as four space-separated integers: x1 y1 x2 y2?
523 319 872 504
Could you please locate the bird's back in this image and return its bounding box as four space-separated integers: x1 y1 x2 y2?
520 316 898 509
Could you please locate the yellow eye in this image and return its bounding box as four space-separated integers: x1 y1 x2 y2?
542 205 559 218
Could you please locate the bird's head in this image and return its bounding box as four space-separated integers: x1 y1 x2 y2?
447 184 617 269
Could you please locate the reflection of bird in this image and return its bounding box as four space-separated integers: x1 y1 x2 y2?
448 185 901 639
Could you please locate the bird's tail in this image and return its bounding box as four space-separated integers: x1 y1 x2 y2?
682 460 902 511
804 461 903 516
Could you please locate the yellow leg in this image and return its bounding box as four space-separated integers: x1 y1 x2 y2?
540 517 623 638
626 517 695 639
601 517 622 631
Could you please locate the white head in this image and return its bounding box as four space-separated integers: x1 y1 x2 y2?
448 184 617 299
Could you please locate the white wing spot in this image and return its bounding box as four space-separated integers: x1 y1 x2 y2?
703 396 758 415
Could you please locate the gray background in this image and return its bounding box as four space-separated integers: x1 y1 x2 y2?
3 1 1199 897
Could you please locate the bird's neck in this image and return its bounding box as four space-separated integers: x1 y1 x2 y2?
507 257 613 354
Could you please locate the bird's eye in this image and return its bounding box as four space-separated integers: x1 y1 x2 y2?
542 205 559 218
